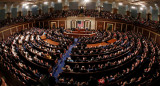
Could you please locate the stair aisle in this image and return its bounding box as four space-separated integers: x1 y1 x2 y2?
52 38 78 82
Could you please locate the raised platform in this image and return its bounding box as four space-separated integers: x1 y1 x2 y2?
64 29 96 38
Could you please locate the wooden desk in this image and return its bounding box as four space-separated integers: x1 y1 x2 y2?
64 30 96 38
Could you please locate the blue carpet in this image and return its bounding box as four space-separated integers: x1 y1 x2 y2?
52 38 78 82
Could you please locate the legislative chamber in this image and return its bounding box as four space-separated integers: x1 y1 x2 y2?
0 0 160 86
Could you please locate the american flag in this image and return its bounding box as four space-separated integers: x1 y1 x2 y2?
77 21 84 28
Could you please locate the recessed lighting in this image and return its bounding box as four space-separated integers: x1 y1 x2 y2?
131 6 136 9
141 5 145 8
85 0 90 3
140 7 143 11
58 0 62 3
44 2 48 5
32 5 37 7
25 6 29 9
23 3 28 7
118 2 123 6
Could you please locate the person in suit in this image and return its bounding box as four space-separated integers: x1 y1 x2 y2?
49 73 56 86
73 64 80 72
88 76 98 86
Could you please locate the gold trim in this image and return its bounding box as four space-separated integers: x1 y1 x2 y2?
0 23 29 33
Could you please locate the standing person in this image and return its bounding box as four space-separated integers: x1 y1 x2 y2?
48 73 56 86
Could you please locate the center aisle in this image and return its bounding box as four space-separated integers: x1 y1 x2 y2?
52 38 78 82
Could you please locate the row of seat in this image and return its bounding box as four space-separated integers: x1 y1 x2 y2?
0 28 72 85
57 31 160 86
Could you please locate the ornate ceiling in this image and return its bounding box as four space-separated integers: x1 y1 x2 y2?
0 0 159 9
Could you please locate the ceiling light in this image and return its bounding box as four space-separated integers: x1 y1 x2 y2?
23 3 28 7
140 7 143 11
141 5 145 8
25 6 29 9
85 0 90 3
32 5 37 7
44 2 48 5
58 0 62 3
131 6 136 9
118 2 123 6
155 4 157 6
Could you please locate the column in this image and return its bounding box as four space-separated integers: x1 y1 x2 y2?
103 22 105 30
114 23 116 31
58 21 59 28
126 24 127 32
121 24 123 31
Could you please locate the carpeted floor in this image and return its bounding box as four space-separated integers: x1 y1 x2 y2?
52 38 78 82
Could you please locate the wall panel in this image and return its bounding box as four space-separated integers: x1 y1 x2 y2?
17 26 23 32
152 9 158 21
11 27 17 35
0 32 3 41
86 2 96 10
0 9 5 20
55 3 62 10
131 9 137 18
127 25 133 31
59 21 65 28
116 23 121 31
69 2 78 10
3 30 11 40
156 35 160 45
11 8 17 18
118 6 125 15
138 28 142 33
29 23 33 28
97 22 104 31
103 3 112 12
143 30 149 38
150 32 156 41
122 24 126 32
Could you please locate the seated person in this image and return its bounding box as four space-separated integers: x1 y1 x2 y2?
67 57 74 62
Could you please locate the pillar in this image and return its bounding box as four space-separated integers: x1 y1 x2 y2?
96 6 101 12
